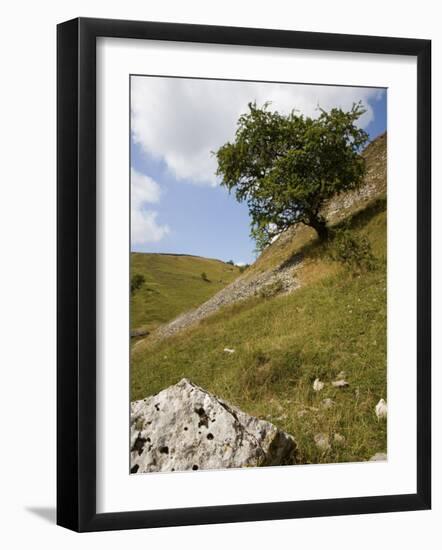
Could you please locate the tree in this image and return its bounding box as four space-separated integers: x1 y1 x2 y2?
215 102 368 247
130 273 145 295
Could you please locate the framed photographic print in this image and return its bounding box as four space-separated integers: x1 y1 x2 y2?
57 17 431 531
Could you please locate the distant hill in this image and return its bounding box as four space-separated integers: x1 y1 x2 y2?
130 253 241 332
131 132 387 465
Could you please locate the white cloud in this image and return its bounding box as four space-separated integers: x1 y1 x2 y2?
131 167 161 205
131 77 381 185
131 168 169 245
131 209 169 245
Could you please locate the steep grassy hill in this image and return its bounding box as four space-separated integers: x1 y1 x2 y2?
131 253 241 332
131 133 387 465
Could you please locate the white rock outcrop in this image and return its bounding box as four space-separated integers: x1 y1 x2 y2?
130 379 297 473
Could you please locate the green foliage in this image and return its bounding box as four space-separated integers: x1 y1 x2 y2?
328 226 376 273
226 260 235 266
130 273 145 295
201 271 209 282
239 264 250 273
257 279 284 298
215 102 368 246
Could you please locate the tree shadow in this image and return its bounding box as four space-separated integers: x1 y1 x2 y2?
278 196 387 271
26 506 56 524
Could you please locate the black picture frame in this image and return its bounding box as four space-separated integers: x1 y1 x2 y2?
57 17 431 532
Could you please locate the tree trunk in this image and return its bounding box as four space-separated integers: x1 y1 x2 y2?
309 216 329 241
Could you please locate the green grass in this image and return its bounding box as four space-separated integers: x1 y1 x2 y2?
131 204 387 464
130 253 241 331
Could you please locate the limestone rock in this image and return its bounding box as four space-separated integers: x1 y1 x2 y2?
332 379 349 388
130 378 297 473
313 378 325 392
375 398 387 420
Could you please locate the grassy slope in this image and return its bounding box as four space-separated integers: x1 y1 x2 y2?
131 253 241 331
131 200 387 464
131 134 387 464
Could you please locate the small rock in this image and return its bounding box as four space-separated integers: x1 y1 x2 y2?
314 433 331 451
375 399 387 420
333 433 345 445
223 348 235 354
369 452 387 461
321 398 335 409
313 378 325 392
332 379 349 388
297 409 308 418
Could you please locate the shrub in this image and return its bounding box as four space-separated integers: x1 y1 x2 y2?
258 279 284 298
201 271 209 282
328 226 376 273
130 273 145 295
226 260 234 266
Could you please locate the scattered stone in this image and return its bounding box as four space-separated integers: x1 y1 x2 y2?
369 452 387 461
314 433 331 451
333 433 345 445
131 378 297 473
375 399 387 420
332 379 349 388
321 398 335 409
223 348 235 354
313 378 325 392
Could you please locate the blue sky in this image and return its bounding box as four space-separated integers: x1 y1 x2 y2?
131 77 386 264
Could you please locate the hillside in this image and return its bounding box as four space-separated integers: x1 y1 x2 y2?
130 253 241 333
131 132 387 465
140 133 387 341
